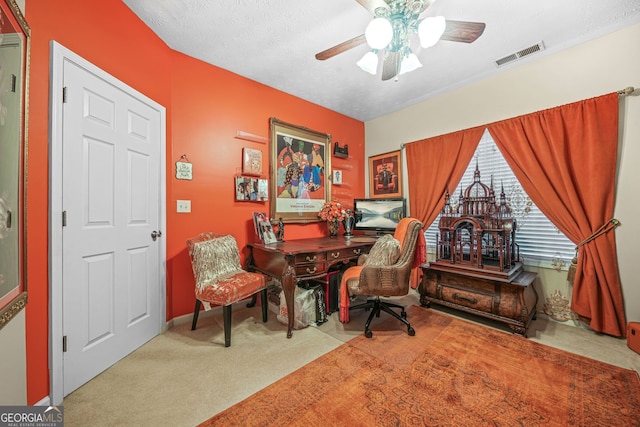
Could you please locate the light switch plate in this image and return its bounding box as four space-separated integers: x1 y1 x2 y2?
177 200 191 213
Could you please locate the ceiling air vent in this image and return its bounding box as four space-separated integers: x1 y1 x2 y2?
494 41 545 67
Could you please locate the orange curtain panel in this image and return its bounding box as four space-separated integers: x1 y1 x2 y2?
488 93 625 337
405 126 485 229
405 127 484 288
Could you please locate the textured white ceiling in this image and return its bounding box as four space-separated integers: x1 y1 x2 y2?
122 0 640 122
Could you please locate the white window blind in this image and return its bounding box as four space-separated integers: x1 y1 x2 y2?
424 129 576 269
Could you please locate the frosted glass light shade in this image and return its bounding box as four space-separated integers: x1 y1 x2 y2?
418 16 446 48
399 53 422 75
365 17 393 49
357 51 379 74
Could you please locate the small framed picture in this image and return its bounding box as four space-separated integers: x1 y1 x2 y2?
369 150 402 199
175 160 192 180
259 221 277 244
242 147 263 176
333 170 343 185
236 176 268 202
252 212 268 238
235 176 251 201
257 178 269 201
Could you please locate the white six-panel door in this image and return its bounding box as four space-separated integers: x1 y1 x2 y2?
49 42 166 402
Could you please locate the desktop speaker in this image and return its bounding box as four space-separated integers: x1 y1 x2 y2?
628 322 640 355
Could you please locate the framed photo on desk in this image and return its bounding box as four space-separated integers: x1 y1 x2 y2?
269 118 331 223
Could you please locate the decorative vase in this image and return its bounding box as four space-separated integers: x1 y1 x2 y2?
342 210 355 238
327 219 340 237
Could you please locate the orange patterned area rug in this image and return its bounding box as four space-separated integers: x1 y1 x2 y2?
200 306 640 426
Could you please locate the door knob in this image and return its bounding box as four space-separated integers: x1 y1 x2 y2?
151 230 162 241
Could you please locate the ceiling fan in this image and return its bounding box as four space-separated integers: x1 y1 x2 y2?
315 0 486 81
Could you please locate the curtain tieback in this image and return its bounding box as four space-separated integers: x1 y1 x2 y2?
567 218 620 284
575 218 620 249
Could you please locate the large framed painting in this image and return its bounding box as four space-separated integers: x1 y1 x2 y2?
0 0 30 330
369 150 402 199
269 118 331 223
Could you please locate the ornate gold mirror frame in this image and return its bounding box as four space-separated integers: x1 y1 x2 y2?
0 0 29 330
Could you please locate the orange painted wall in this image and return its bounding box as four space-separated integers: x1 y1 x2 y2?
25 0 364 404
167 51 365 318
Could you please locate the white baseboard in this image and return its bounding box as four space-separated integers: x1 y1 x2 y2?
170 306 223 327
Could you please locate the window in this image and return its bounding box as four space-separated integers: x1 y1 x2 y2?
424 129 575 269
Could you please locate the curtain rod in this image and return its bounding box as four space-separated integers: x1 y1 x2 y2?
618 86 635 95
399 86 635 150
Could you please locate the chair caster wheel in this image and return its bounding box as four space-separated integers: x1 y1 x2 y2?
408 326 415 336
365 329 373 338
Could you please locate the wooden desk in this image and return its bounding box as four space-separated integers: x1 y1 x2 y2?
246 237 375 338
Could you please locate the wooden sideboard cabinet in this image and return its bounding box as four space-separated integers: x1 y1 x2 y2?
419 263 538 336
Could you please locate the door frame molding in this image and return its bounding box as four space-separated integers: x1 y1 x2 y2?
48 41 167 405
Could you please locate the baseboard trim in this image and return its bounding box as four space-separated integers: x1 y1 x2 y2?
169 306 223 327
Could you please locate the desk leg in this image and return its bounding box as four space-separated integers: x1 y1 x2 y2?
282 254 297 338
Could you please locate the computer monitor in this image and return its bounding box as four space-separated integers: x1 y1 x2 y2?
353 198 406 235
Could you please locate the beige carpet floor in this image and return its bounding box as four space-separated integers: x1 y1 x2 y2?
61 292 640 427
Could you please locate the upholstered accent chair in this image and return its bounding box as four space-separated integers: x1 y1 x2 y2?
340 218 424 338
186 232 269 347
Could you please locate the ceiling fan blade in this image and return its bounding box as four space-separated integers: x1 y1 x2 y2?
440 20 486 43
315 34 367 61
382 51 401 81
354 0 390 14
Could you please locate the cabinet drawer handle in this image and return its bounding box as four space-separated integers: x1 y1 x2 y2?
453 293 478 304
306 266 317 274
305 255 317 262
352 249 362 255
331 252 340 259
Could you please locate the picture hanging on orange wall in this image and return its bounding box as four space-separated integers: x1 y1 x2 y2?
270 118 331 223
242 147 263 175
235 176 268 202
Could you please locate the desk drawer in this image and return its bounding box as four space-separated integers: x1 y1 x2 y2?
326 247 370 263
439 285 494 312
294 252 326 264
295 262 326 277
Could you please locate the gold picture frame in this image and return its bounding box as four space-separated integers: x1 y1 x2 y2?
270 118 331 223
369 150 402 199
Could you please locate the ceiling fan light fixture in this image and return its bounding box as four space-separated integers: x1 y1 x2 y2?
357 51 379 75
365 17 393 49
418 16 446 48
399 52 422 75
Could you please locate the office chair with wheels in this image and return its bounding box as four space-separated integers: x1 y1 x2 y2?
339 218 424 338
